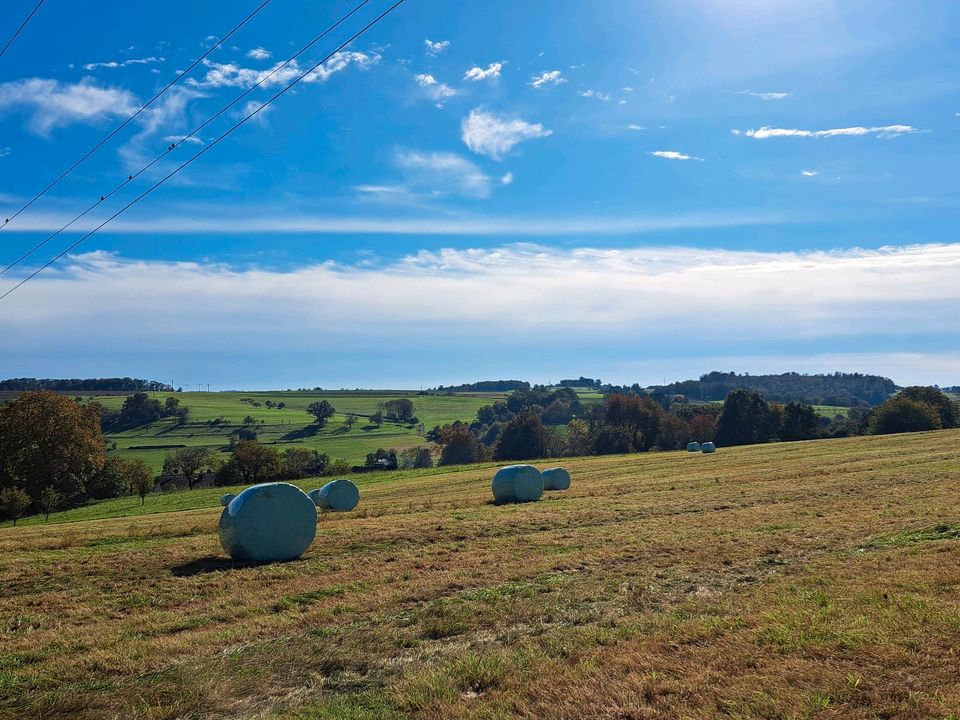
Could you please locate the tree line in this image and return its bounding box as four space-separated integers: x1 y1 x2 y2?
428 385 960 466
0 377 173 392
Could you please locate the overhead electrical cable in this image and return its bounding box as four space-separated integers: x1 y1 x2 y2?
0 0 274 232
0 0 373 277
0 0 45 60
0 0 406 303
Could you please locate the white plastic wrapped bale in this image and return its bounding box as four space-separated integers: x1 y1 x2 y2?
218 482 317 562
542 467 571 491
701 441 716 453
492 464 544 503
686 442 701 452
308 478 360 512
220 493 237 507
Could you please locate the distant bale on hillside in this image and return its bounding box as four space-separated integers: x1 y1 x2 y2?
492 465 543 503
687 442 701 452
701 442 716 453
542 467 571 491
309 479 360 512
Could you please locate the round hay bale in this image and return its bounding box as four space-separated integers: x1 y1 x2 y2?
686 442 701 452
701 441 716 453
310 478 360 512
492 464 543 503
218 482 316 562
220 493 237 507
542 467 571 491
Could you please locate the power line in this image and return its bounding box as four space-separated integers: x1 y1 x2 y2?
0 0 44 60
0 0 274 232
0 0 373 277
0 0 406 303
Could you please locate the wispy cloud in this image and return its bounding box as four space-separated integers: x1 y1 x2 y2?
0 78 138 135
461 107 551 160
246 47 271 60
186 51 379 89
394 150 492 198
500 171 514 185
529 70 565 88
801 169 818 177
649 150 702 161
424 39 449 56
737 90 791 100
82 56 165 71
734 124 918 139
414 73 457 103
463 62 503 81
578 89 611 101
5 244 959 386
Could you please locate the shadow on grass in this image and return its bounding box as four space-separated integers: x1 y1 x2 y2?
280 425 320 441
171 556 265 576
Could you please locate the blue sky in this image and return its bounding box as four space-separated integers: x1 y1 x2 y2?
1 0 959 389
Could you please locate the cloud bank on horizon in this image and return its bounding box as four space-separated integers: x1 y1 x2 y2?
0 0 958 386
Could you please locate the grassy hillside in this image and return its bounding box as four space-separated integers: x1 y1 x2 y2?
89 391 504 471
3 431 960 719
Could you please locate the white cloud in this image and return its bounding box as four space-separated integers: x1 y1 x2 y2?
424 39 449 56
0 78 138 135
83 56 165 71
649 150 702 161
163 134 204 146
801 170 818 177
186 51 379 89
500 171 514 185
578 89 611 101
738 90 791 100
460 107 551 160
626 124 646 131
736 124 918 139
6 244 960 386
622 86 634 93
394 150 492 198
463 62 503 81
246 47 271 60
529 70 565 88
0 147 9 158
414 73 456 102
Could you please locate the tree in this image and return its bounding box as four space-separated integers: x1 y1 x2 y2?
283 447 327 477
127 460 154 505
686 413 717 443
439 424 485 466
603 394 664 451
0 487 30 526
869 397 942 435
780 402 821 441
39 485 62 521
0 390 105 504
898 387 957 428
382 399 416 423
399 447 433 469
656 414 690 450
87 456 136 500
230 441 282 483
344 413 358 429
592 425 635 455
162 447 220 489
306 400 336 427
716 390 779 447
118 392 164 426
369 410 383 428
565 418 593 457
494 409 552 461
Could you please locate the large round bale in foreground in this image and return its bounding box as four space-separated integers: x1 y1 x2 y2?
309 478 360 512
492 464 544 503
686 442 701 452
542 467 571 491
701 441 716 453
219 482 317 562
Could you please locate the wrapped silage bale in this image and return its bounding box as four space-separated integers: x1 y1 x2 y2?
218 482 317 562
220 493 237 507
686 442 701 452
701 442 716 453
309 478 360 512
492 464 543 503
542 467 571 491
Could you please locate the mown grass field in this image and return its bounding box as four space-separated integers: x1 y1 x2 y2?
89 391 506 472
3 430 960 719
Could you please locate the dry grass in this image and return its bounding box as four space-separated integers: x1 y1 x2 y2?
3 430 960 719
